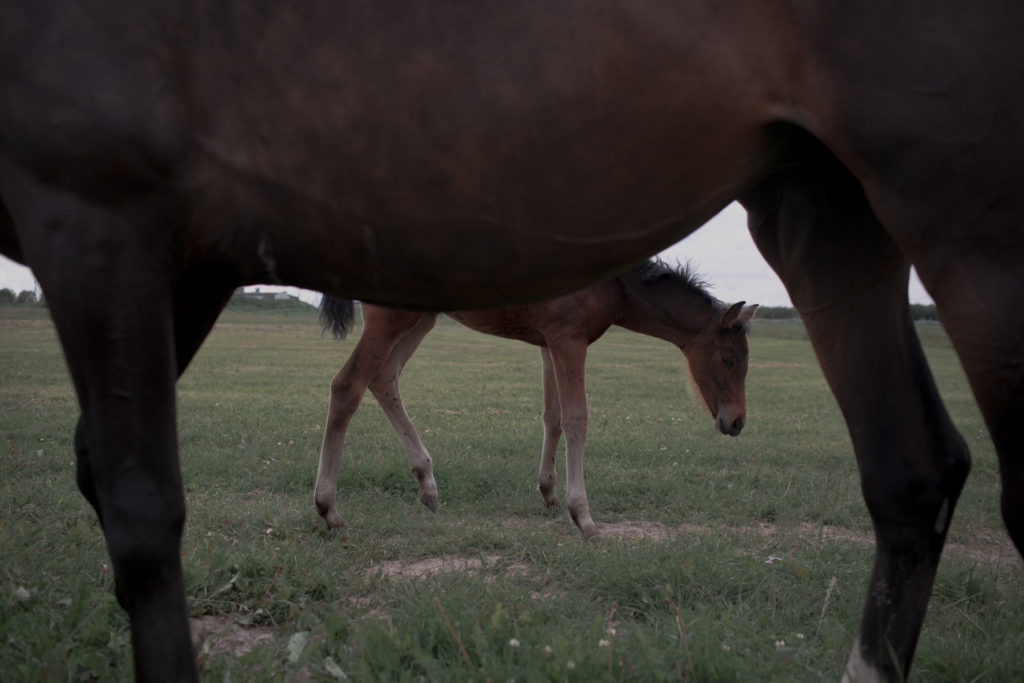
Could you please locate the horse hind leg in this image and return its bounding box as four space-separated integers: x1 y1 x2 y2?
537 348 563 508
367 312 440 511
314 308 427 527
911 234 1024 558
742 142 970 681
547 337 599 538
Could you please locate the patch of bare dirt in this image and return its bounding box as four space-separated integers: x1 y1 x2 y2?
362 553 530 579
597 520 673 540
190 615 275 659
343 595 395 628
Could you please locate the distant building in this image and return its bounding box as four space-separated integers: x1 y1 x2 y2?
235 287 298 302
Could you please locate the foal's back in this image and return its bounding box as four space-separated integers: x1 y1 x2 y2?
446 279 623 347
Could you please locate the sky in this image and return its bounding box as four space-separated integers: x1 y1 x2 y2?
0 201 932 308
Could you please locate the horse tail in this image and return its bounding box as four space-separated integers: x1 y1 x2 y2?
320 295 356 339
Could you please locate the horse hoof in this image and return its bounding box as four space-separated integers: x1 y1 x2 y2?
189 618 206 656
324 511 347 529
543 496 562 509
420 492 439 513
569 508 600 539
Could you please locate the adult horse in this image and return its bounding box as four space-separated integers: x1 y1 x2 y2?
1 2 1022 681
315 261 757 538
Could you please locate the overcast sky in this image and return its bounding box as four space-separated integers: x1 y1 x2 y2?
0 202 932 308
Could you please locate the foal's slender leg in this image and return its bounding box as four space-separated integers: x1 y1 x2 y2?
27 205 201 682
547 337 599 537
367 313 440 511
537 347 563 508
314 309 426 528
743 158 969 682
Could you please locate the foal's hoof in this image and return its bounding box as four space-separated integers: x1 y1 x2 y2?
569 509 601 539
420 491 439 513
322 510 347 529
189 618 206 657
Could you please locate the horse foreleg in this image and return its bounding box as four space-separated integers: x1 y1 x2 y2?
74 278 232 525
28 214 199 681
367 313 440 511
537 348 563 508
547 337 598 537
315 309 426 527
70 274 233 657
744 160 969 682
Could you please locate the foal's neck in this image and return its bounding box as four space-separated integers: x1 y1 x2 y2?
615 269 720 348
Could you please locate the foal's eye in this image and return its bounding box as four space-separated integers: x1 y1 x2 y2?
722 355 735 367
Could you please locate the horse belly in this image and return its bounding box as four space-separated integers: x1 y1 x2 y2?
446 309 547 346
4 1 786 309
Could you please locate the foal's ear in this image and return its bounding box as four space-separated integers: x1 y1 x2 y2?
721 302 758 332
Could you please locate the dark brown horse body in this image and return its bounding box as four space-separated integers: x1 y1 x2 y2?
1 2 1022 680
315 262 755 539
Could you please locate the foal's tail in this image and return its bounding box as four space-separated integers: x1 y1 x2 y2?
320 295 356 339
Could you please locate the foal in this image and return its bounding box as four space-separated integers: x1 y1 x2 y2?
315 260 756 537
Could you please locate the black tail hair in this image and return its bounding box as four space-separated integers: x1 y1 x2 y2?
320 295 356 339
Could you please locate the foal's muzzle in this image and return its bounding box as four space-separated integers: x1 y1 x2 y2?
716 413 745 437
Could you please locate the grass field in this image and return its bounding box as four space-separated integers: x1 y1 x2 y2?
1 305 1021 681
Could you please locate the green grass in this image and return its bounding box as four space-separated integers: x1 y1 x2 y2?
1 306 1021 681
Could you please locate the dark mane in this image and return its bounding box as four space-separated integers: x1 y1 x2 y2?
629 258 718 306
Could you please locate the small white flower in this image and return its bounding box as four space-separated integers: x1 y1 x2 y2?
796 633 805 640
508 638 520 648
567 660 576 670
598 639 610 648
775 640 785 650
721 643 731 651
544 645 553 657
765 556 783 565
606 627 617 637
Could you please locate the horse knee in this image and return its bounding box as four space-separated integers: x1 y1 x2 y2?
559 412 588 441
73 419 101 514
327 376 365 422
861 439 970 552
328 374 357 402
103 494 186 607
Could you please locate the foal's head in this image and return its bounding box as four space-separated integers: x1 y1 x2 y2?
686 301 757 436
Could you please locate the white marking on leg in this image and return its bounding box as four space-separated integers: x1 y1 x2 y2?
841 637 884 683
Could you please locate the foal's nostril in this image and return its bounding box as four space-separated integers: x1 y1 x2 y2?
717 413 745 436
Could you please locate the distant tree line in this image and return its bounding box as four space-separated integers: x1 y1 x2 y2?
0 285 941 322
0 288 41 305
756 303 939 322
